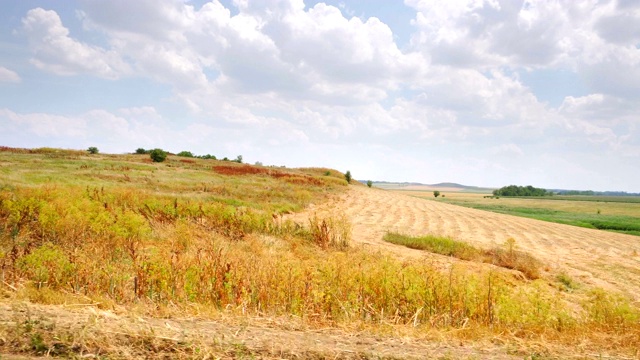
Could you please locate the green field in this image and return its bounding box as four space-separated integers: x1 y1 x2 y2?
433 194 640 236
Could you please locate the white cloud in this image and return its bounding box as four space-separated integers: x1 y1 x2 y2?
490 143 524 156
558 94 639 152
0 108 86 137
0 66 21 83
74 0 424 107
406 0 640 75
4 1 640 191
21 8 130 79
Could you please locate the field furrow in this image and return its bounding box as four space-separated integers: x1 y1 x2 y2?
292 186 640 299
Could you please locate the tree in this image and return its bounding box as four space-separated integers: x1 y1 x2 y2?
177 151 194 157
149 148 167 163
87 147 99 154
433 190 441 198
234 155 243 163
493 185 551 197
367 180 373 188
135 148 147 154
345 170 352 184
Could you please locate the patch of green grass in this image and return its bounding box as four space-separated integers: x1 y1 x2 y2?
383 233 541 280
383 232 479 259
439 200 640 236
557 272 578 292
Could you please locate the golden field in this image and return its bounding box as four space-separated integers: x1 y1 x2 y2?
0 148 639 359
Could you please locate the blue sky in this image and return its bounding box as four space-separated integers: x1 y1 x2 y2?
1 0 639 192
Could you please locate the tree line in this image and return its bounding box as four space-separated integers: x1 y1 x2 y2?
492 185 552 197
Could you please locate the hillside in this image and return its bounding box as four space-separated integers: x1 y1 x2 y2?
1 148 639 359
372 181 494 193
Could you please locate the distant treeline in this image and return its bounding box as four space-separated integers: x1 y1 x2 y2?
493 185 552 197
554 190 640 196
134 148 243 163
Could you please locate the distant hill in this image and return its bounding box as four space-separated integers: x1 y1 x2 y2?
366 181 494 193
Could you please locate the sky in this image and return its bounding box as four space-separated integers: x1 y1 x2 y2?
0 0 639 192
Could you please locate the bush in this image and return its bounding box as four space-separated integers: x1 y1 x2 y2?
177 151 194 158
433 191 440 198
345 170 352 184
367 180 373 188
135 148 147 154
149 148 167 163
87 147 99 154
17 243 72 288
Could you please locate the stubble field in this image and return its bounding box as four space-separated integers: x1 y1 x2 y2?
291 187 640 300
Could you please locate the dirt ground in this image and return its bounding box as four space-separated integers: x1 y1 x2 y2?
0 302 520 359
291 186 640 301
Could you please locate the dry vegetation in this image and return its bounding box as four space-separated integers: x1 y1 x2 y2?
0 148 639 359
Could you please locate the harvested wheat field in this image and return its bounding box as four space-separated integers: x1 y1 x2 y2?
291 186 640 300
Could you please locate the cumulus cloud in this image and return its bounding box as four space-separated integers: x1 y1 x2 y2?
74 0 424 106
558 94 639 153
21 8 130 78
0 108 86 138
0 67 21 83
7 0 640 190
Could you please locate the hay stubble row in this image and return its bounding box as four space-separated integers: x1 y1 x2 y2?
291 186 640 299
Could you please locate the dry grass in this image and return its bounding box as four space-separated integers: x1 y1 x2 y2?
1 148 640 358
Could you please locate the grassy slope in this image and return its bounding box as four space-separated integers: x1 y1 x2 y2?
1 148 639 358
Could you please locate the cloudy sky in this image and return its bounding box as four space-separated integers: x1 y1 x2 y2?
1 0 639 192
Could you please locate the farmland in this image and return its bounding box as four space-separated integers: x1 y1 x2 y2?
416 191 640 236
1 148 640 358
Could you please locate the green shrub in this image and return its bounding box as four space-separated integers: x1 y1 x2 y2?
367 180 373 188
135 148 147 154
177 151 194 158
434 191 440 198
149 148 167 163
17 243 72 288
87 147 99 154
345 170 352 184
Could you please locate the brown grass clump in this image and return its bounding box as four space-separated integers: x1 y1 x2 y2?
484 237 541 279
308 214 351 250
212 164 270 176
212 164 326 186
